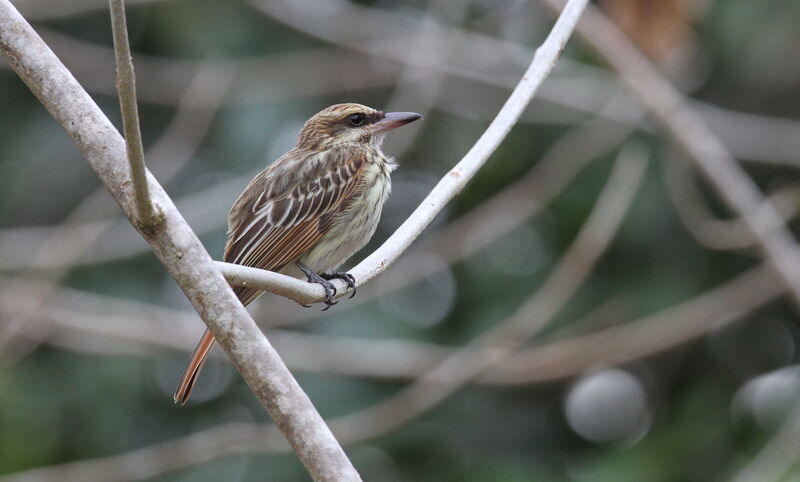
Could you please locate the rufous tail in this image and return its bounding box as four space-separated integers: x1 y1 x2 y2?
173 329 216 405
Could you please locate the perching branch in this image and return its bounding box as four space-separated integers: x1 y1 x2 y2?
0 3 359 481
108 0 160 230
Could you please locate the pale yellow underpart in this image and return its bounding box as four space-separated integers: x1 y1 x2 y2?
283 154 395 279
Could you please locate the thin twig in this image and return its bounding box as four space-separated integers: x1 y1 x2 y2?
109 0 160 231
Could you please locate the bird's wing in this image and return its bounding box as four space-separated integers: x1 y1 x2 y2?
224 147 367 280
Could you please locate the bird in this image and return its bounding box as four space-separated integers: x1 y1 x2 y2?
174 103 422 405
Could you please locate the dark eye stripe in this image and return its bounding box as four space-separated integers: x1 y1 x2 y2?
343 112 384 126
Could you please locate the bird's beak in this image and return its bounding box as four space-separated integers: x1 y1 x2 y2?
367 112 423 134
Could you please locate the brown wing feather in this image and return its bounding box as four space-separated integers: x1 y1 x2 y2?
223 147 367 305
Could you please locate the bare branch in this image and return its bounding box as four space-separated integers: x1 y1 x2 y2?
108 0 160 230
0 3 359 480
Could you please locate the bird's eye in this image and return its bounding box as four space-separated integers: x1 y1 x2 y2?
348 113 365 127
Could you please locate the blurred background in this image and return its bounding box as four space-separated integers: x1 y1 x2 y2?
2 0 800 480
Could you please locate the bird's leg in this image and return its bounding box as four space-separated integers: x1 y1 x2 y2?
296 261 338 310
321 272 357 298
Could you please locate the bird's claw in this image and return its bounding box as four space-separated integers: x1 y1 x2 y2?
297 263 337 310
319 279 338 311
307 275 337 311
296 262 357 310
322 272 357 299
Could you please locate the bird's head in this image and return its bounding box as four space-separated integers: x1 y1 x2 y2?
296 103 422 150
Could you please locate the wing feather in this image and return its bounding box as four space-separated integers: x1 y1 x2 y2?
224 147 367 276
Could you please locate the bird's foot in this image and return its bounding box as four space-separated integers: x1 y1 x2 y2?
321 272 357 298
297 262 338 310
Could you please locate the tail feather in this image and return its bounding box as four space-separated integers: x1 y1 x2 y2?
173 329 216 405
174 285 261 405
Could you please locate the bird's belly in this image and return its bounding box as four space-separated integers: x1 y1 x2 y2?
299 171 390 274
